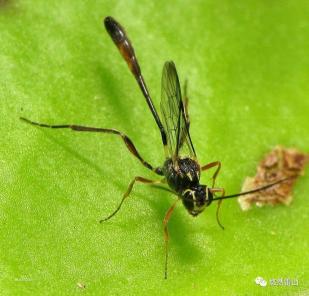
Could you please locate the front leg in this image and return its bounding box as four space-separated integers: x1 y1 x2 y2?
201 161 221 188
163 198 180 279
210 187 225 230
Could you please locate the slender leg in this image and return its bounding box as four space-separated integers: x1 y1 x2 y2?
163 198 180 279
202 162 223 228
20 117 163 175
210 188 225 230
201 161 221 188
100 177 164 223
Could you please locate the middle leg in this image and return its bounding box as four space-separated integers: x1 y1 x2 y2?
210 187 225 230
201 161 221 188
100 177 165 223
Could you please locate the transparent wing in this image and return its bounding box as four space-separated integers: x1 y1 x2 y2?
160 61 196 163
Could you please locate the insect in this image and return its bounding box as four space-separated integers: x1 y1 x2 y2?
20 16 292 279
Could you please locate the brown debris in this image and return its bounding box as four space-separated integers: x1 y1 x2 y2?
238 146 308 211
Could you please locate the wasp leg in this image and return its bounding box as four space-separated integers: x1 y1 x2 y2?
163 198 180 279
20 117 163 175
201 161 221 188
210 188 225 230
100 177 165 223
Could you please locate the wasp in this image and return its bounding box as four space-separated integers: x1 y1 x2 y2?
21 16 291 279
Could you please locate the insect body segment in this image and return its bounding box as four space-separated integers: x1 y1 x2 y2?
162 157 213 216
182 186 213 216
104 16 140 78
104 17 168 151
163 157 200 192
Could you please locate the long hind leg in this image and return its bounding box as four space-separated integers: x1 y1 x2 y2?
20 117 163 175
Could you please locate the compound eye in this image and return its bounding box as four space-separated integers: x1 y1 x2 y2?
182 190 195 211
195 187 205 201
183 189 194 200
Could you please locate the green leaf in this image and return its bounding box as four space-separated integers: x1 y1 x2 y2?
0 1 308 295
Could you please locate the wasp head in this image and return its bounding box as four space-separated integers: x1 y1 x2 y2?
182 185 213 216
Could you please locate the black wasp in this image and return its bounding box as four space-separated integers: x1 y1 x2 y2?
21 16 290 279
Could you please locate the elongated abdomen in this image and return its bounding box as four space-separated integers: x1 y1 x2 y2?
104 16 141 77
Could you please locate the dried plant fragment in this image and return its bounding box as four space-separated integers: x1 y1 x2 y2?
238 146 308 211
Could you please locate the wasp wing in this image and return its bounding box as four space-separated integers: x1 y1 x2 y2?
160 61 196 163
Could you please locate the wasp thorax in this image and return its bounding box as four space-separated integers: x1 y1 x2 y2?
182 185 213 216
